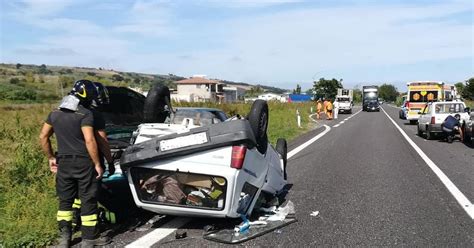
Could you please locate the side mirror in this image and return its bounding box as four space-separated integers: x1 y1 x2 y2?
464 107 470 113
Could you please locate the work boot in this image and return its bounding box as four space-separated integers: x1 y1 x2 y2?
56 227 72 248
80 236 111 248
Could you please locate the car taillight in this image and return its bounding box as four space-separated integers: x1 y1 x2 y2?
431 116 435 124
406 101 410 108
231 146 247 169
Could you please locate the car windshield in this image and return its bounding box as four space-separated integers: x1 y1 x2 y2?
435 103 465 114
337 97 349 102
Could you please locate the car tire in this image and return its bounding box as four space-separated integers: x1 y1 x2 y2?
143 84 171 123
248 99 269 154
426 127 433 140
417 125 423 137
409 120 417 125
276 138 287 180
462 125 470 144
447 135 454 143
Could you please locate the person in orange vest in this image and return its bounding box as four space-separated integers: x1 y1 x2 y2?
316 99 323 119
326 99 334 120
323 99 328 117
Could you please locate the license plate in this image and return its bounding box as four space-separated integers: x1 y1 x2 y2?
159 132 208 152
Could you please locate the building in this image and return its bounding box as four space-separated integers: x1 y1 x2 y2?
222 85 246 102
172 76 247 103
172 76 224 102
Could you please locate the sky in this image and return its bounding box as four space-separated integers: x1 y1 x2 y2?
0 0 473 90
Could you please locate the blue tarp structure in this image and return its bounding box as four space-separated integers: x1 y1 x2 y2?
288 94 312 102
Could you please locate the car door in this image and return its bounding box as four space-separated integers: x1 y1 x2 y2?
419 104 429 130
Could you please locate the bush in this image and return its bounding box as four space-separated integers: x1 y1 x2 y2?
9 78 20 84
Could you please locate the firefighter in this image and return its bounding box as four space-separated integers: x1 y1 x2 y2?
316 99 323 120
39 80 110 247
326 99 334 120
71 82 116 233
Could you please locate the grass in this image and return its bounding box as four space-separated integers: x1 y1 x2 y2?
465 100 473 109
0 100 316 246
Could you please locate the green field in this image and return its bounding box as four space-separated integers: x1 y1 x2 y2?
0 101 315 247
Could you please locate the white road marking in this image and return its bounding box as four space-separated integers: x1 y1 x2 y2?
309 113 318 123
333 124 340 128
126 217 191 248
339 121 345 124
381 107 474 220
288 124 331 159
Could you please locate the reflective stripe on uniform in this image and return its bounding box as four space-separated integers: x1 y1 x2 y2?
81 214 97 227
97 202 117 224
106 211 116 224
72 198 81 209
57 210 73 222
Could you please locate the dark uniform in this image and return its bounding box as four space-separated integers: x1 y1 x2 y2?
72 109 107 227
46 105 100 240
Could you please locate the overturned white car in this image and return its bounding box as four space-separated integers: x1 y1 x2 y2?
119 85 288 218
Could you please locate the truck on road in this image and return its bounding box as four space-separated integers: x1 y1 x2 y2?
336 89 353 114
362 86 379 111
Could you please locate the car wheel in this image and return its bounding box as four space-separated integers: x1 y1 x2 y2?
143 84 171 123
426 127 433 140
447 135 454 143
462 125 470 144
248 99 269 154
417 125 423 137
276 138 287 180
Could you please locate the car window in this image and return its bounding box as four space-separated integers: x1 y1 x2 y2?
437 103 465 114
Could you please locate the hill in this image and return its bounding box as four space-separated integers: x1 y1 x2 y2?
0 63 287 102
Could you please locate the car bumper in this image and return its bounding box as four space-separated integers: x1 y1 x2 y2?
427 124 443 132
367 107 380 112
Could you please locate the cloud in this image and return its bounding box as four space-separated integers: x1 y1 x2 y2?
113 0 174 37
15 47 77 56
206 0 303 8
7 0 75 18
194 1 472 84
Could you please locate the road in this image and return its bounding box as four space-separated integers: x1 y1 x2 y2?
109 105 474 247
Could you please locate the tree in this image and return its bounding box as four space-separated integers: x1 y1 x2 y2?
38 64 50 74
352 88 362 103
246 86 264 97
463 77 474 100
312 78 343 100
454 82 465 96
378 83 398 102
16 63 22 69
111 74 124 82
293 84 301 94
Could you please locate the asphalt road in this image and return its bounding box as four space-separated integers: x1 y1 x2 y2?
108 105 474 247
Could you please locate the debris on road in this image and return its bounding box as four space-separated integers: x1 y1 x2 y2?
175 230 187 239
310 211 320 217
203 200 297 244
